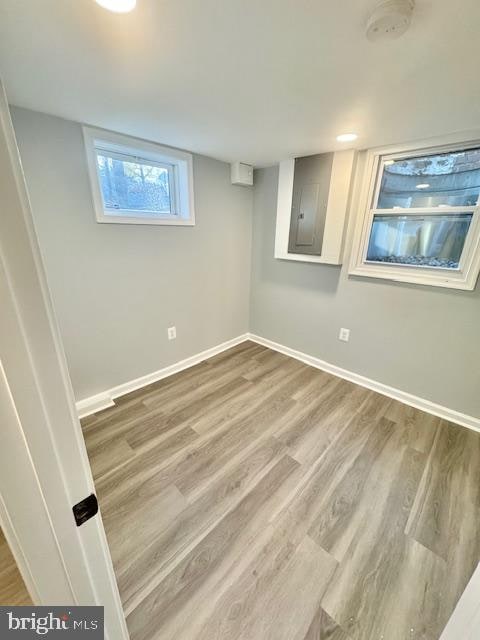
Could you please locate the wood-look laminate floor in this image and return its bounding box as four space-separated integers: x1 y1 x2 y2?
82 342 480 640
0 529 31 605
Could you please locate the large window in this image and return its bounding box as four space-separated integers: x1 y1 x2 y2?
83 127 195 225
349 139 480 289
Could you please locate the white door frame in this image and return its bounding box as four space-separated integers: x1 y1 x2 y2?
439 563 480 640
0 79 129 639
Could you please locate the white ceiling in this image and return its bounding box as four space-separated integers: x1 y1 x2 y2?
0 0 479 166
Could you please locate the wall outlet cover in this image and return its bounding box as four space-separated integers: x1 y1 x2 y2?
339 328 350 342
168 326 177 340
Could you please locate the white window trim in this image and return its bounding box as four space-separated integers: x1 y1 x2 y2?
83 126 195 226
349 134 480 290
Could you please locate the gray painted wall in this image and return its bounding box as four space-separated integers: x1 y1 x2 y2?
250 163 480 419
10 105 480 419
11 107 253 402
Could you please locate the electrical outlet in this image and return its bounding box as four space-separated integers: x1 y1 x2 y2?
339 328 350 342
167 326 176 340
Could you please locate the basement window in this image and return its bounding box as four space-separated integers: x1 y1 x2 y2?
349 140 480 289
83 127 195 225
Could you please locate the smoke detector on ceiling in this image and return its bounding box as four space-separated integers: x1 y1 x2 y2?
366 0 415 42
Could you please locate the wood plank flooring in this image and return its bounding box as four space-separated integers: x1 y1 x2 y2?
0 528 31 605
82 341 480 640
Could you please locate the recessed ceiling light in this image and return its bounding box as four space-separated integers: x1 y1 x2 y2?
416 183 430 189
95 0 136 13
336 133 358 143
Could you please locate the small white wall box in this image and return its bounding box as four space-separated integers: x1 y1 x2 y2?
231 162 254 186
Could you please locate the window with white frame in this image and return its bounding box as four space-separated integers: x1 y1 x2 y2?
349 139 480 290
83 127 195 225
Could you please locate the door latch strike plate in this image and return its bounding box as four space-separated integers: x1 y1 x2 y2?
72 493 98 527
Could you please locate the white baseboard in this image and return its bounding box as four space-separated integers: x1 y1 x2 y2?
77 330 480 434
76 393 114 417
76 334 250 418
248 333 480 433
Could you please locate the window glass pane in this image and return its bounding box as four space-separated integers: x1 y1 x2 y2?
366 213 473 269
376 148 480 209
95 151 173 215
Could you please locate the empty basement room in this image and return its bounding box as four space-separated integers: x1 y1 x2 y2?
1 0 480 639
